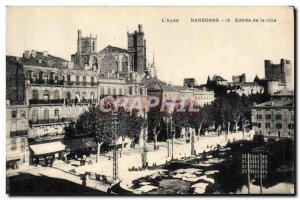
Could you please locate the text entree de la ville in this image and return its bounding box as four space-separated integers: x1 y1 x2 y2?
161 17 277 23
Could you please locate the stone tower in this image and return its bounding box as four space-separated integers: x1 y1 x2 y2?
72 30 97 67
127 24 147 75
265 59 293 90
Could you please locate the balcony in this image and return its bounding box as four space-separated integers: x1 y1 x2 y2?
10 130 28 137
66 81 98 87
29 99 64 105
29 117 73 125
29 79 64 86
65 99 97 105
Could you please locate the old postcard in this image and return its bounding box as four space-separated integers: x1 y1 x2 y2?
6 6 295 195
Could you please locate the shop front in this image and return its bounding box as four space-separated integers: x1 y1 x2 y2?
6 152 29 170
30 141 66 166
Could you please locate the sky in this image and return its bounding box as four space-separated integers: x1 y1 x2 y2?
6 7 294 85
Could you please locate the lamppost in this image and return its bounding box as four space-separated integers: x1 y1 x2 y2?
166 116 170 157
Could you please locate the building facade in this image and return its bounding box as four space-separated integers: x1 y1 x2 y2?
251 98 294 139
6 25 149 167
6 103 30 169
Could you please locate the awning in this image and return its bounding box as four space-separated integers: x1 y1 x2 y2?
30 141 65 156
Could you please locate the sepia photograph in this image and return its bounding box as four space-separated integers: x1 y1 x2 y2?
5 6 295 195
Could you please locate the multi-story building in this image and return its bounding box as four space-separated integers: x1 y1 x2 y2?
251 98 294 139
228 74 264 96
6 102 30 169
6 24 149 167
142 78 214 109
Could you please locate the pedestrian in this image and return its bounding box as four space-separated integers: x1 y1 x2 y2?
82 176 86 187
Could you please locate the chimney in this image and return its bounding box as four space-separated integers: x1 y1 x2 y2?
138 24 143 33
23 50 30 58
42 51 48 57
31 50 36 58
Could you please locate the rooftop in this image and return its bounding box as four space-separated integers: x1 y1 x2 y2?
212 75 227 81
19 50 69 68
253 99 294 108
100 45 127 54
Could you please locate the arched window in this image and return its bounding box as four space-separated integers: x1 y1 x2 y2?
54 90 60 100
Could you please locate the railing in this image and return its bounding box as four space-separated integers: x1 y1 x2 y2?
28 79 98 87
29 117 73 125
29 99 64 105
29 79 64 86
65 99 97 104
10 130 28 137
65 81 98 87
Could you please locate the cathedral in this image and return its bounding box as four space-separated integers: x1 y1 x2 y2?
71 24 156 81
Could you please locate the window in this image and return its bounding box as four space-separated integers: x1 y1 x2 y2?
32 110 38 123
91 77 94 83
43 90 50 101
129 87 132 95
276 114 282 120
67 75 71 81
54 90 60 100
276 123 282 129
11 139 17 151
66 92 71 100
257 114 262 120
257 123 261 128
100 87 104 95
32 90 39 100
76 76 79 85
265 114 271 120
21 138 26 151
44 76 48 84
83 76 86 84
108 87 111 95
291 115 294 121
44 109 49 121
113 87 116 95
119 88 123 95
12 111 17 118
266 123 271 128
20 110 26 118
54 109 59 116
288 123 294 129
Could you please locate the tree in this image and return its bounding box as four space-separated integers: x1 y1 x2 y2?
195 104 213 140
147 107 167 150
116 108 144 157
172 105 199 155
70 107 113 163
